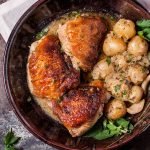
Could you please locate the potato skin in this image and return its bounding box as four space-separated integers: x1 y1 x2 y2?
103 32 127 56
128 65 147 85
91 58 114 79
105 99 127 120
127 36 148 56
113 19 136 40
129 86 143 103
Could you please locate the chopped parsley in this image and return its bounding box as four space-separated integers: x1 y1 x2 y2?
114 84 121 92
36 27 49 40
127 54 133 63
106 57 111 65
68 11 81 18
120 79 124 83
110 16 115 21
122 90 127 97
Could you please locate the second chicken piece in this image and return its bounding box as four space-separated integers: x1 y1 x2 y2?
52 86 110 137
58 16 107 71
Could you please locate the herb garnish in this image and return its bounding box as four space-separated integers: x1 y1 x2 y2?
85 118 133 140
127 54 133 63
3 129 21 150
110 16 115 21
114 84 121 92
136 19 150 41
68 11 81 18
106 57 111 65
122 90 127 97
36 27 49 40
120 79 124 83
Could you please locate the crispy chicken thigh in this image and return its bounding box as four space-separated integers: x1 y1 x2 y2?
27 35 80 100
57 16 107 71
52 86 110 137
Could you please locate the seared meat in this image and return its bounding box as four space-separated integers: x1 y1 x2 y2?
27 35 80 100
57 16 107 71
52 86 110 137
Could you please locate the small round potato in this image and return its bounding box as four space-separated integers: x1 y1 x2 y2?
105 99 127 120
128 65 147 85
127 36 148 56
129 86 143 103
103 32 127 56
91 58 114 79
113 19 136 40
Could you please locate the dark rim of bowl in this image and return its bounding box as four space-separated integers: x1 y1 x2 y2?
3 0 150 149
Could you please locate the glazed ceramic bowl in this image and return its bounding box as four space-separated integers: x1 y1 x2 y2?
4 0 150 149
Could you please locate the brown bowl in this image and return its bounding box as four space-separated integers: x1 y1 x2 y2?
3 0 150 149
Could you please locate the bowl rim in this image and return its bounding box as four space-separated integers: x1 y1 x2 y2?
3 0 150 149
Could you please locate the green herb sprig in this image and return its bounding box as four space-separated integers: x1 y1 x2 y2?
136 19 150 41
3 129 21 150
85 118 133 140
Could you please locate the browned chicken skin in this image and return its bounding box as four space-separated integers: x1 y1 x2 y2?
52 86 110 137
27 15 110 137
28 35 80 100
58 16 107 71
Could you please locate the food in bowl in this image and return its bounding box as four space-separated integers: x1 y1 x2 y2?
27 11 150 139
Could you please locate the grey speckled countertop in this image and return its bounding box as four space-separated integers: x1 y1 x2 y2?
0 0 150 150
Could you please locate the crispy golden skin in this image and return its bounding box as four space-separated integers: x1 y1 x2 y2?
28 35 80 100
52 87 109 137
58 16 107 71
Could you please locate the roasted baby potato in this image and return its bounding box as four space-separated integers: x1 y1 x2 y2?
105 99 127 120
129 86 143 103
103 32 127 56
113 19 136 40
128 65 147 85
127 36 148 56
